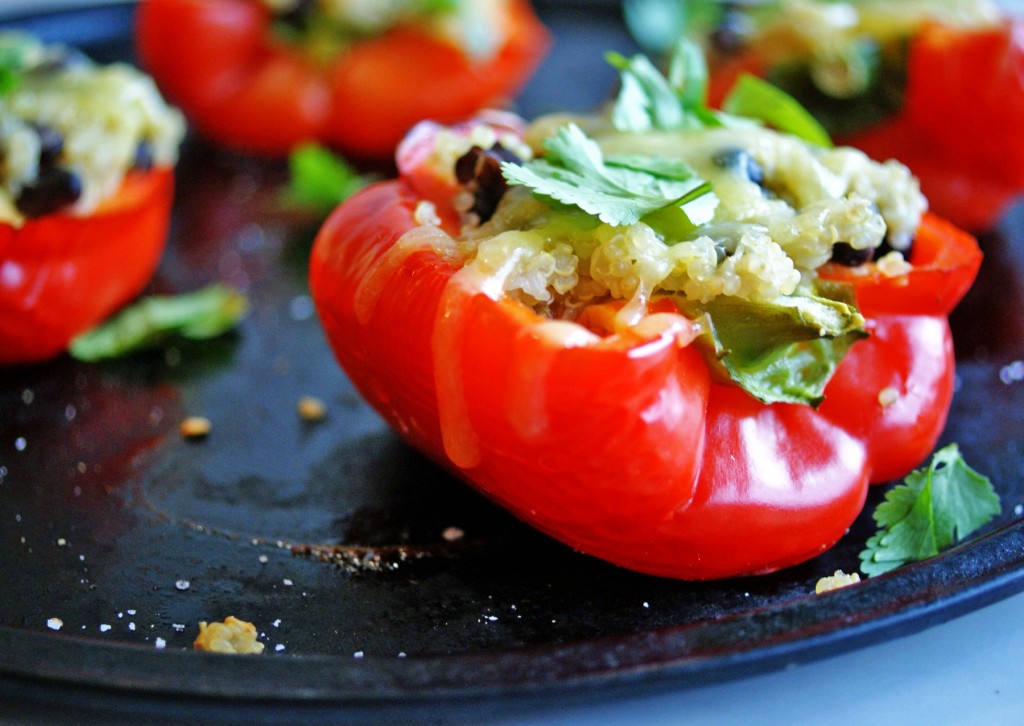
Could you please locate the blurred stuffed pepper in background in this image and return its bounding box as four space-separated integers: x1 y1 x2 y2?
626 0 1024 231
135 0 551 159
0 33 185 365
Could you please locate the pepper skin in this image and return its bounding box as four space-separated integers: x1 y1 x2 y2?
0 169 175 365
309 123 981 580
135 0 550 158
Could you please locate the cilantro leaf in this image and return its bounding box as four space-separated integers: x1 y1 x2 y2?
285 143 368 213
501 123 716 237
860 444 1001 577
680 287 866 406
69 284 248 362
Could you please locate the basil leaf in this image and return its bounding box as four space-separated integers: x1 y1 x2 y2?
722 73 833 148
681 289 866 406
860 444 1001 577
69 284 248 362
501 123 716 230
285 143 368 213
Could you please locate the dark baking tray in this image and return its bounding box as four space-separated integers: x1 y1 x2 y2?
1 3 1023 724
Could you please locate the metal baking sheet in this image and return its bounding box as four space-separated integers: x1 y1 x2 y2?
1 3 1023 723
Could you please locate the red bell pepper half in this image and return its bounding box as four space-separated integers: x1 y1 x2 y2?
0 169 176 365
309 107 981 579
135 0 550 158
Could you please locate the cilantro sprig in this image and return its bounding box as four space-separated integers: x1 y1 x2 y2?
501 123 716 240
608 38 831 147
860 444 1001 577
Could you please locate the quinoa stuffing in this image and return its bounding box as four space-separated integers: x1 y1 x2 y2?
0 32 185 226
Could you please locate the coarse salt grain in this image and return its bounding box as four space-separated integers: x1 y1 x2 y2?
175 580 190 591
47 618 62 631
100 624 111 632
155 638 167 649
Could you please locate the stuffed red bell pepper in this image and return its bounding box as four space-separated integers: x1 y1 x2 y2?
0 33 185 365
309 45 981 579
135 0 550 158
686 0 1024 230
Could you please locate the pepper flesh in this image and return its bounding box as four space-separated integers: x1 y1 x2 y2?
0 169 175 365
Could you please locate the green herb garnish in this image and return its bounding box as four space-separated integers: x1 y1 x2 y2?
608 39 832 147
69 284 248 362
502 123 716 239
860 444 1001 577
285 143 368 213
722 73 832 148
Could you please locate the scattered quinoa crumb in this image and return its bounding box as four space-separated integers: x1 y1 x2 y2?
193 616 265 654
815 570 861 594
175 579 190 591
180 416 212 439
297 395 327 422
877 386 900 407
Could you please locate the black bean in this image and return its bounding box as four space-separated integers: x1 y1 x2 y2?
33 124 64 169
16 167 82 218
455 144 522 225
133 140 154 171
830 242 873 267
712 147 765 185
